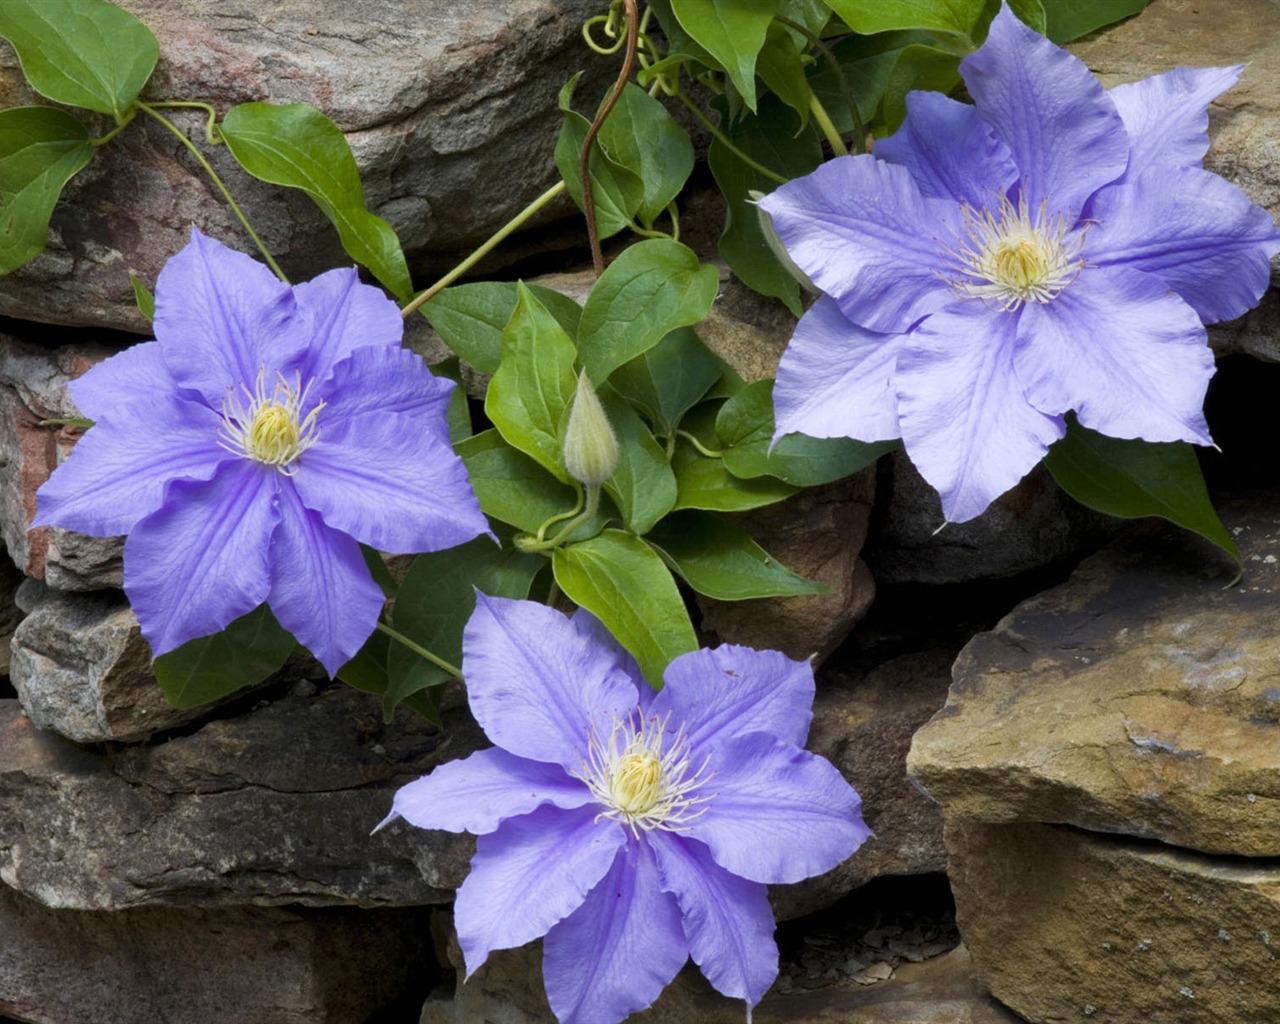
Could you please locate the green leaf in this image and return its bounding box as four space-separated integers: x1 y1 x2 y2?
577 239 719 383
426 357 473 445
1001 0 1047 36
484 282 579 482
825 0 985 37
647 509 825 599
423 281 581 376
670 0 782 111
707 96 823 314
0 0 158 117
672 439 799 512
128 270 155 321
1043 0 1147 42
717 379 897 485
609 327 721 438
599 387 677 535
755 22 812 122
1044 420 1238 564
385 537 543 717
553 530 697 686
219 102 412 301
597 83 695 227
0 107 93 273
877 43 963 132
337 630 440 724
555 73 645 240
152 605 296 710
457 430 607 540
806 30 935 137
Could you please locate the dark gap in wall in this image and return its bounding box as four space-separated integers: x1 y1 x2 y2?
1200 354 1280 494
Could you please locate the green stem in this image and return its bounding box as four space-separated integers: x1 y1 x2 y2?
807 88 849 157
776 14 865 155
519 486 602 552
143 100 221 145
674 91 786 184
136 101 288 282
374 622 463 679
91 107 136 146
400 180 566 319
676 430 723 458
535 484 585 542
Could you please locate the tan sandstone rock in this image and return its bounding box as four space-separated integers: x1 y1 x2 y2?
946 819 1280 1024
908 498 1280 857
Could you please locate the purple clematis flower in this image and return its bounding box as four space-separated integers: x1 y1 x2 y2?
759 5 1280 523
34 228 487 675
385 594 869 1024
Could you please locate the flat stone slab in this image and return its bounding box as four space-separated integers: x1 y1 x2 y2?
0 882 432 1024
908 497 1280 857
0 684 479 910
947 819 1280 1024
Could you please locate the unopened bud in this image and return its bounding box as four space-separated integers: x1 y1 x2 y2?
563 370 618 486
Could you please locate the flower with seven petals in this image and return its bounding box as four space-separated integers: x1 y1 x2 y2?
34 229 488 675
759 5 1280 522
385 594 870 1024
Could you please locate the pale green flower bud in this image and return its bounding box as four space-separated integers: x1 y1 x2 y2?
563 370 618 486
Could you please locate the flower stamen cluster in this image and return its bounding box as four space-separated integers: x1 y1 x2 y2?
944 192 1086 311
579 710 713 835
219 366 324 473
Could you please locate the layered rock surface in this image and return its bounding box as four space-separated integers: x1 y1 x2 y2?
0 0 608 332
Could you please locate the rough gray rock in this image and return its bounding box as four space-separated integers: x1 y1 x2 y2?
7 587 191 743
947 819 1280 1024
0 684 479 910
908 498 1278 857
0 0 610 332
865 455 1115 585
0 882 434 1024
771 650 952 921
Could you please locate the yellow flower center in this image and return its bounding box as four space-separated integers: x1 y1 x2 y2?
945 192 1086 311
578 710 713 835
219 367 324 473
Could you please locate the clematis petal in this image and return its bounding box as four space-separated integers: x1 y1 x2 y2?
288 267 406 384
1107 65 1243 182
571 607 650 710
123 462 278 658
1016 267 1214 446
153 228 303 404
653 645 814 752
385 747 592 836
33 395 226 536
314 344 455 446
67 342 178 423
686 732 870 885
291 417 486 554
758 155 960 335
1085 165 1280 324
895 305 1065 523
543 835 687 1024
266 482 386 677
961 5 1128 213
649 830 778 1007
875 89 1018 207
460 594 641 769
454 804 625 976
771 295 902 445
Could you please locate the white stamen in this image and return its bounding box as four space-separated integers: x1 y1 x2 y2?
577 710 714 836
942 192 1086 311
218 366 324 473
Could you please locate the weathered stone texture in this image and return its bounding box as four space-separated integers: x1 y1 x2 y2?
0 0 609 332
865 456 1114 585
0 685 479 910
772 650 951 920
422 928 1017 1024
946 820 1280 1024
699 472 876 662
909 499 1280 857
0 883 433 1024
